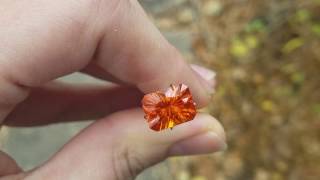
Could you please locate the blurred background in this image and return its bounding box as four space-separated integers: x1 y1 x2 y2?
1 0 320 179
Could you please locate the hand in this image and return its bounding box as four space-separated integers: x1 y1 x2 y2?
0 0 226 179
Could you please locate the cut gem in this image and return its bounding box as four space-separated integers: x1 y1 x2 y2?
142 84 197 131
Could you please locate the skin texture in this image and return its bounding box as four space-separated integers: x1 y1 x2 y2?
0 0 227 179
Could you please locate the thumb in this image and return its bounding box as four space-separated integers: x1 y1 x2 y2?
24 109 226 180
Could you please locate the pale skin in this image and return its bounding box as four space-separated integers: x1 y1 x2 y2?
0 0 227 179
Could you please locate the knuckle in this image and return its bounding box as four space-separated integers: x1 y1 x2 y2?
111 143 145 180
0 76 29 123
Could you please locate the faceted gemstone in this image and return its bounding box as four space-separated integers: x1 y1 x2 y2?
142 84 197 131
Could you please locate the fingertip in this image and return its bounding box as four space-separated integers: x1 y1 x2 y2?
191 64 216 85
191 64 216 96
167 113 226 141
198 113 226 142
136 58 213 108
168 131 227 156
167 113 227 156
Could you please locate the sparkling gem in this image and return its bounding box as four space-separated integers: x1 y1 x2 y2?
142 84 197 131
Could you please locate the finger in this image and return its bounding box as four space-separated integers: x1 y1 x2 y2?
25 109 226 180
0 150 22 176
91 0 212 107
82 63 217 95
0 0 212 123
4 82 143 126
81 64 123 84
0 0 111 123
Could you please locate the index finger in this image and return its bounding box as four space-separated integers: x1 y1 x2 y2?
0 0 212 109
92 0 212 107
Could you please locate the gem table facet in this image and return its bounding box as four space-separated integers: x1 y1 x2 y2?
142 84 197 131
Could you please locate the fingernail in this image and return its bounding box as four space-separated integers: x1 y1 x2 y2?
169 131 227 156
191 64 216 92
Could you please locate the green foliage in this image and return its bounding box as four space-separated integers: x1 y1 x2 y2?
290 72 305 84
230 38 250 57
230 18 268 58
313 104 320 114
245 19 267 33
311 23 320 36
294 9 311 23
261 100 275 112
245 35 259 49
282 38 304 54
230 35 259 58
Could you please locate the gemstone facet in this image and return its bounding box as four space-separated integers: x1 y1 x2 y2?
142 84 197 131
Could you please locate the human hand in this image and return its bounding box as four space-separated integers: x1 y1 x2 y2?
0 0 226 179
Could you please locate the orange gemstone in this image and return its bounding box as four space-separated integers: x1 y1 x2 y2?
142 84 197 131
